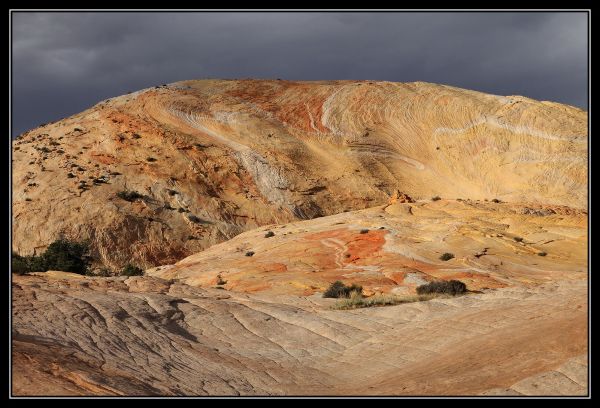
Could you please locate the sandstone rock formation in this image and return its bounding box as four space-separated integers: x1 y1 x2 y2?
12 271 587 396
387 190 415 204
11 80 588 269
12 197 587 396
11 79 588 396
148 199 587 297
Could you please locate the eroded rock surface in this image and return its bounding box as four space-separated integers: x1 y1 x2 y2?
12 80 587 269
12 272 587 396
149 200 587 297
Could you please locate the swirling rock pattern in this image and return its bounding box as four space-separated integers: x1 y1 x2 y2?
11 80 587 269
12 271 587 396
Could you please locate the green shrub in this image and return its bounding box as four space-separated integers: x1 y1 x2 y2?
41 239 91 275
12 240 91 275
323 281 363 298
94 268 112 277
117 190 144 202
187 214 202 223
416 280 466 296
439 252 455 261
120 264 144 276
11 253 30 275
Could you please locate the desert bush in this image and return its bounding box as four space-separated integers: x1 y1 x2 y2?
439 252 455 261
416 280 466 296
514 237 524 242
538 252 547 257
117 190 144 202
187 214 202 223
264 231 275 238
323 281 363 298
13 240 91 275
431 196 441 201
245 251 255 257
26 255 47 273
491 198 502 203
146 157 157 162
120 264 144 277
93 268 112 277
42 239 91 275
359 229 369 234
11 253 30 275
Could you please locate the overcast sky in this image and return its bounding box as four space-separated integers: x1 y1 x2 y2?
11 11 588 137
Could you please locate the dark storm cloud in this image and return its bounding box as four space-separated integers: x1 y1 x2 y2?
11 11 588 136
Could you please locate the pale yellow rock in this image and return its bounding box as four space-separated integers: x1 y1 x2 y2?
149 199 587 296
12 274 587 396
11 79 588 396
11 80 588 270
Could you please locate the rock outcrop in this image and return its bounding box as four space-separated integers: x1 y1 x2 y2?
148 198 587 296
11 80 588 269
387 190 415 204
11 80 589 396
12 271 587 396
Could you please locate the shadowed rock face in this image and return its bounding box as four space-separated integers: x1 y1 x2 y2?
11 79 587 269
12 273 587 396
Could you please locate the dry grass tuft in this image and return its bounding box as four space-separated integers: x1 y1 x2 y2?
332 292 443 310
